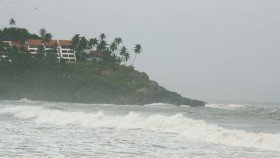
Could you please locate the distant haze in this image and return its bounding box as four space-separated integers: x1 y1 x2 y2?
1 0 280 104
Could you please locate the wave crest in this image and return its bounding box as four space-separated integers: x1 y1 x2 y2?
1 105 280 151
206 103 247 110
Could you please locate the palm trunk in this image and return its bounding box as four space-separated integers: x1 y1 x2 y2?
116 45 119 57
132 53 137 66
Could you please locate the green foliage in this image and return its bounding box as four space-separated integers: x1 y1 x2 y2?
4 25 208 106
132 44 142 66
0 27 29 44
28 33 40 39
88 38 98 49
9 18 16 27
39 28 52 43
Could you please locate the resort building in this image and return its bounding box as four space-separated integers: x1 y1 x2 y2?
1 39 76 62
57 40 76 62
0 41 12 59
21 39 76 62
27 39 42 54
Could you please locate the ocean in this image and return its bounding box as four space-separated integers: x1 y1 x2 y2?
0 99 280 157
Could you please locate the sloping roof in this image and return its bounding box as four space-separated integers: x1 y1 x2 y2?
27 39 42 46
59 40 72 46
10 39 73 48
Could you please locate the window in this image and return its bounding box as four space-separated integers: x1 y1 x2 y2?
69 54 74 57
62 54 68 57
62 50 67 53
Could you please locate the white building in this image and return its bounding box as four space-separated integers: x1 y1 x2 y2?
57 40 76 62
0 41 12 59
24 39 76 62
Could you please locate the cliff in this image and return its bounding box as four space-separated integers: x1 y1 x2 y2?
0 62 205 106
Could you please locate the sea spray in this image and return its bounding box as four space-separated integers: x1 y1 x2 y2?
1 105 280 152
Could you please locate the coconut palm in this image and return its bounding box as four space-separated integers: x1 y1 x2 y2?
46 44 58 64
99 33 106 41
119 46 127 63
97 40 108 52
9 18 16 27
79 36 88 51
123 52 131 65
114 37 122 46
76 36 87 61
36 45 45 63
88 38 98 50
114 37 122 55
132 44 142 66
71 34 80 50
39 28 52 43
109 42 117 54
39 28 46 39
42 33 52 43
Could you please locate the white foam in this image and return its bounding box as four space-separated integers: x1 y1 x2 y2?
206 103 247 110
1 105 280 152
144 103 177 108
17 98 33 102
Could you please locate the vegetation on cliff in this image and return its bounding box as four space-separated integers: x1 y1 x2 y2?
0 19 205 106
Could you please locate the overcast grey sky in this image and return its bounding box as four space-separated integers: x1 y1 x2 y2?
1 0 280 104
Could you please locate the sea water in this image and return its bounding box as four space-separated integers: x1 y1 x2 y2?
0 99 280 157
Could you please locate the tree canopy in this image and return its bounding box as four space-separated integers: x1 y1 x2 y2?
0 23 143 73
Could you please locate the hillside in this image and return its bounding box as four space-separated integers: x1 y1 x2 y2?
0 25 205 106
0 62 205 106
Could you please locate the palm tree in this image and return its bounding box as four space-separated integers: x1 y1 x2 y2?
45 44 58 64
97 40 108 52
71 34 80 51
114 37 122 56
114 37 122 46
132 44 142 66
92 38 98 49
119 46 127 62
79 36 88 50
77 36 87 61
36 45 45 63
88 38 98 50
39 28 46 39
39 28 52 43
9 18 16 27
109 42 117 54
124 52 131 65
99 33 106 41
42 33 52 43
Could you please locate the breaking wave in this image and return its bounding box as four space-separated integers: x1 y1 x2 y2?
206 103 248 110
144 103 179 108
18 98 33 102
1 105 280 152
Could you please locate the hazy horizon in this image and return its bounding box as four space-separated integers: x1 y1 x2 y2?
1 0 280 104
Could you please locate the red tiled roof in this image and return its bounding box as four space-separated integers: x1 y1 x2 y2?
27 39 42 46
59 40 72 46
11 39 73 48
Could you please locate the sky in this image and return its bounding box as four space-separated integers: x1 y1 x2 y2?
1 0 280 104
